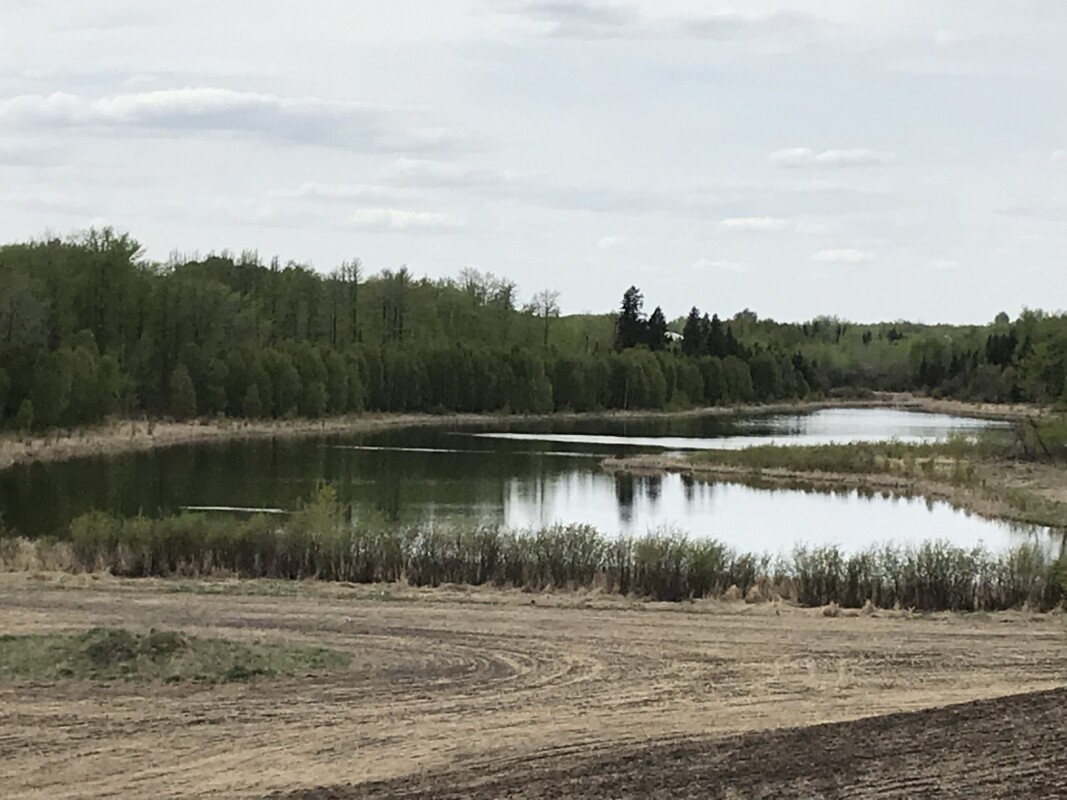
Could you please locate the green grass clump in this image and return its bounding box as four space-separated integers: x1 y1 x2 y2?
0 628 348 684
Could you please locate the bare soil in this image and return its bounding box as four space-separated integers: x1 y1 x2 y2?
282 688 1067 799
0 574 1063 799
0 394 1039 473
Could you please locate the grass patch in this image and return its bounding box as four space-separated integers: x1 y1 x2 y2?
0 627 348 684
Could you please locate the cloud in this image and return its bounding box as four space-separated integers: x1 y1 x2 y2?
1053 150 1067 162
597 235 625 250
0 88 462 153
719 216 790 232
514 2 817 42
692 258 750 274
770 148 898 168
794 219 829 235
811 248 874 264
0 140 60 167
518 1 636 39
349 208 463 231
997 202 1067 223
122 73 159 88
390 158 672 215
676 11 817 42
930 259 960 271
933 29 969 47
392 158 507 189
0 190 92 216
270 182 411 204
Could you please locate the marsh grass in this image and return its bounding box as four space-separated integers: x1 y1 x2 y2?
7 490 1063 611
688 431 1008 477
0 627 348 684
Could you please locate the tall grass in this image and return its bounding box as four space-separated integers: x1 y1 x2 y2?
790 541 1060 611
27 489 1063 611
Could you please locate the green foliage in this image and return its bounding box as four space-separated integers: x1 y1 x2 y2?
242 384 264 418
168 364 197 419
31 350 72 428
0 367 9 422
0 628 348 683
14 399 33 432
2 230 1067 432
791 541 1059 611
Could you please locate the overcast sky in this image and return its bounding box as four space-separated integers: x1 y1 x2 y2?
2 1 1065 322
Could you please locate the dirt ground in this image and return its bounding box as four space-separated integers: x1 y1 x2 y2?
0 574 1063 799
283 688 1067 799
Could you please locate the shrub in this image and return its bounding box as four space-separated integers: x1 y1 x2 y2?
46 506 1065 612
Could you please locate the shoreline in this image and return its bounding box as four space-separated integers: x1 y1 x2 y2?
0 394 1042 473
602 451 1067 532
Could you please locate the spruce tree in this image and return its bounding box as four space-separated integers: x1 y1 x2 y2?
614 286 646 351
646 306 668 351
707 314 727 358
681 308 704 356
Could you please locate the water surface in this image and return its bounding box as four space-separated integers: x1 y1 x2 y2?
0 408 1039 552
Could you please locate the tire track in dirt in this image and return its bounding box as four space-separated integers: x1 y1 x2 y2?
1 577 1064 798
277 688 1067 799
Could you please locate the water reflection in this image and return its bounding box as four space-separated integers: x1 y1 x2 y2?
470 408 1001 450
503 471 1049 554
0 408 1041 553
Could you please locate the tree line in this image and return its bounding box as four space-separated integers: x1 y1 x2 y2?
0 229 1065 431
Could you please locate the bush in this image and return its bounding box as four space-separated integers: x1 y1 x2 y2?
46 505 1066 611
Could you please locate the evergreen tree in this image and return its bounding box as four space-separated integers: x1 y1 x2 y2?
725 325 741 358
646 306 668 351
707 314 727 358
681 308 704 356
614 286 646 351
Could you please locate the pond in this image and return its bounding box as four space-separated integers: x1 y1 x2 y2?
0 408 1046 553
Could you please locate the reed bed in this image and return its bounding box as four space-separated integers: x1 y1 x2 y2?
4 490 1060 612
688 433 1005 477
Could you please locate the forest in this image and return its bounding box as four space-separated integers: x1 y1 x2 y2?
0 228 1065 431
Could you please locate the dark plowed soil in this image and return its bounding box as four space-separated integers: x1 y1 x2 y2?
278 687 1067 800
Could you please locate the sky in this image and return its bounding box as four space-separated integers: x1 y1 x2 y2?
1 1 1065 323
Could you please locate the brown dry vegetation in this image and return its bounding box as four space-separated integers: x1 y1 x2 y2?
0 573 1063 799
0 394 1039 473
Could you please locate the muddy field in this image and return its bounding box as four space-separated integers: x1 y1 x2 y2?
0 574 1063 798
